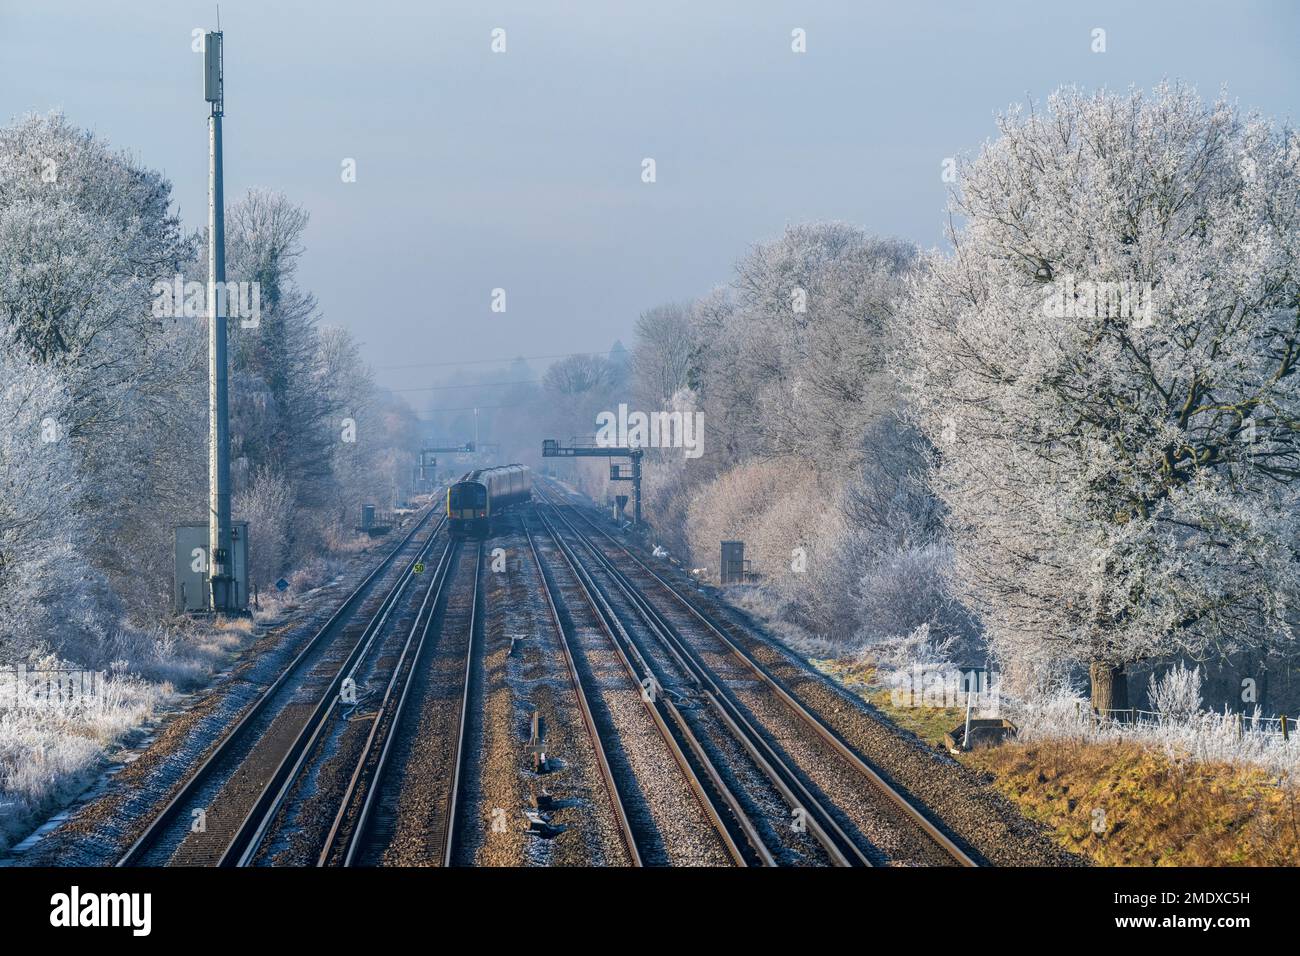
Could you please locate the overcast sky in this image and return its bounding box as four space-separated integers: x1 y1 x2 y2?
2 1 1297 399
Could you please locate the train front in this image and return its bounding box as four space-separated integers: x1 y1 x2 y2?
447 479 489 537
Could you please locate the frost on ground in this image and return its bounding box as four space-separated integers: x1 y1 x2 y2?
729 578 1300 780
0 673 165 850
1010 688 1300 777
0 548 363 854
0 620 245 852
0 113 426 854
730 576 1300 864
981 664 1300 777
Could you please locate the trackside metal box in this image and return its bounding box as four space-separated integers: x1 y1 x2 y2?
175 521 248 613
721 540 746 585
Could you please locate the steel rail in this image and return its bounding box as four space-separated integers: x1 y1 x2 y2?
534 502 759 866
543 480 981 868
521 520 643 866
322 536 459 866
538 487 859 865
116 504 445 867
226 516 448 865
438 540 482 866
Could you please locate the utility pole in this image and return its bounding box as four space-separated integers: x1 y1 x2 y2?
205 30 233 611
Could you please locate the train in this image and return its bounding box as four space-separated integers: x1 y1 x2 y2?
446 464 532 537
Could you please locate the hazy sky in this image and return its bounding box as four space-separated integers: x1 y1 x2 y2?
2 1 1297 401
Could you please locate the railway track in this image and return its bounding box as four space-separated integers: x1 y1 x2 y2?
343 540 483 866
237 532 459 865
313 535 460 865
520 519 649 866
535 490 842 865
111 476 977 868
535 481 981 867
116 504 445 867
531 503 761 865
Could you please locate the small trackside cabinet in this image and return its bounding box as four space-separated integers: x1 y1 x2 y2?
175 522 249 613
721 541 745 585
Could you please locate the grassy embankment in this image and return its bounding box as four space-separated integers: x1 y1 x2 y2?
812 657 1300 866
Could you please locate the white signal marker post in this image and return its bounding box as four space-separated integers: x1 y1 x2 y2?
205 31 234 611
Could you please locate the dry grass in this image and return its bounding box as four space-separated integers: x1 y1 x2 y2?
216 616 256 634
810 653 1300 866
0 620 255 853
810 657 964 748
964 739 1300 866
0 674 166 850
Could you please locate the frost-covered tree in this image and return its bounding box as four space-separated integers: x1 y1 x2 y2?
0 114 189 372
0 114 424 641
543 353 617 398
226 191 334 522
319 325 422 525
843 416 944 554
541 352 622 440
718 223 914 471
665 226 927 639
233 465 294 589
222 190 413 552
632 303 696 407
1147 661 1203 718
0 348 82 655
897 85 1300 711
0 113 197 625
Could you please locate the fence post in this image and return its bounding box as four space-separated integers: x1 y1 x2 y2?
1283 715 1289 741
1237 713 1244 741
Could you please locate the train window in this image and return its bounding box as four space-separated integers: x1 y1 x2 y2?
450 484 484 509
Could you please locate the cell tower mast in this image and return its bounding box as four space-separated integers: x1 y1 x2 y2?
204 30 234 611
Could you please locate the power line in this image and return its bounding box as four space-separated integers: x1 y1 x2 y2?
390 379 541 394
377 349 617 372
414 402 533 415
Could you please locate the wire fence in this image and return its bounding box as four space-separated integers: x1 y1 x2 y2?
1086 704 1296 740
1007 695 1300 774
